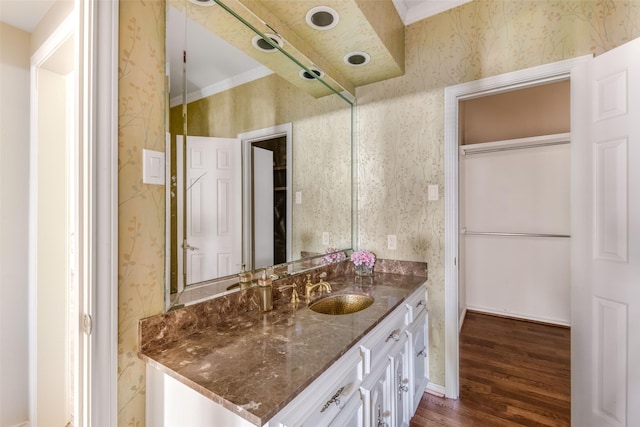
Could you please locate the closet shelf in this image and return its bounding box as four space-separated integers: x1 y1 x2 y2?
462 229 570 238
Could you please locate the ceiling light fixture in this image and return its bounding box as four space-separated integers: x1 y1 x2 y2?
251 34 284 53
299 67 324 81
305 6 339 31
344 51 371 67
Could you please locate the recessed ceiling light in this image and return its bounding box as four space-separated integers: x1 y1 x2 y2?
188 0 216 6
344 51 371 67
305 6 339 31
299 67 324 81
251 34 284 53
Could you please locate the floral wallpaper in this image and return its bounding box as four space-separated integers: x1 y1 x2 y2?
117 0 640 424
118 1 165 425
356 0 640 387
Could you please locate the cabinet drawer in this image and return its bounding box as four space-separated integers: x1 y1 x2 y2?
404 285 427 325
359 307 406 374
276 348 364 427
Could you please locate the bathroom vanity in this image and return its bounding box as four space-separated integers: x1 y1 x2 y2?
140 269 428 427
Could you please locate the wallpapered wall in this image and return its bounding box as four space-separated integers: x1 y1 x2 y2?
118 1 165 425
118 0 640 424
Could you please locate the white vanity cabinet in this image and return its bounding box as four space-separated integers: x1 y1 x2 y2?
406 309 429 414
271 347 364 427
146 284 428 427
358 285 428 427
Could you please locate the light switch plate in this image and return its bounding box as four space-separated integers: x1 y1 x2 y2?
143 149 165 185
295 191 302 204
322 232 330 245
387 235 397 250
428 184 439 201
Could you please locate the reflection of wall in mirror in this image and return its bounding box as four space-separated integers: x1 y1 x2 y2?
169 72 351 284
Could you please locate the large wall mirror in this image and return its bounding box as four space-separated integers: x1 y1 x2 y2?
165 0 355 309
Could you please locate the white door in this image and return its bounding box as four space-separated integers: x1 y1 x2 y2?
572 37 640 426
177 136 242 286
252 146 274 269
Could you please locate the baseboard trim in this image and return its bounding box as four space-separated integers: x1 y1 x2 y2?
466 307 571 328
425 382 446 397
459 308 467 333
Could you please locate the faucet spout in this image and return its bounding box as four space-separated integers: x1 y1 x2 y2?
304 274 332 303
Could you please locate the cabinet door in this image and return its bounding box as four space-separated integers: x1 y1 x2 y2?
389 339 410 427
361 361 392 427
407 310 429 415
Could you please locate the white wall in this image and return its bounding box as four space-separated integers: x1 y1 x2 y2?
34 55 73 427
462 142 571 325
0 22 31 427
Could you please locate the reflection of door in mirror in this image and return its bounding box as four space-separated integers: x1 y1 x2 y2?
252 135 289 268
241 124 293 271
176 136 242 293
252 146 274 268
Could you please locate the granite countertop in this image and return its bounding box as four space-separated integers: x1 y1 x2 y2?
140 272 426 426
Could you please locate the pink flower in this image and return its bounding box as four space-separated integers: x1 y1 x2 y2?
350 250 376 268
323 248 346 264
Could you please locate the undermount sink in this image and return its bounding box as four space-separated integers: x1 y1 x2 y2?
309 293 374 315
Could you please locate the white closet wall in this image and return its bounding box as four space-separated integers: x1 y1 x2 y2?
462 137 571 325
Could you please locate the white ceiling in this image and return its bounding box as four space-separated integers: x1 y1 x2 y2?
0 0 55 32
392 0 473 25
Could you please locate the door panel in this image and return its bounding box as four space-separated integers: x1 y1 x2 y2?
253 146 274 269
572 36 640 427
177 136 242 286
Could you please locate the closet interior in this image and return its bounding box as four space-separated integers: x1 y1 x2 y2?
459 80 571 326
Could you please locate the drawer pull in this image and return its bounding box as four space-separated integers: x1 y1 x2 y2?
385 329 401 342
397 373 409 397
417 347 427 358
377 405 389 427
416 300 425 309
320 386 345 413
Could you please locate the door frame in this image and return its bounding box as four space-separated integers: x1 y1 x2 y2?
443 55 591 399
28 1 119 425
238 123 292 269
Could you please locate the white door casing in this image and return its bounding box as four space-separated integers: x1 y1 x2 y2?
239 123 292 268
176 136 242 288
571 37 640 427
444 55 591 399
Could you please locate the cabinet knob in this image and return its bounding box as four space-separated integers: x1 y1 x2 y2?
417 348 427 358
377 405 389 427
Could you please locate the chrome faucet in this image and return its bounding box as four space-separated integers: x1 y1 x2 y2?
305 273 331 303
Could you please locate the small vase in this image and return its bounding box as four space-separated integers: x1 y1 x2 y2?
355 263 373 276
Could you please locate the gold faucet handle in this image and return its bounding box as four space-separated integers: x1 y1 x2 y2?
290 288 299 304
278 283 300 304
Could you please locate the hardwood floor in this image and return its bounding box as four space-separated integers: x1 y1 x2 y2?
411 311 570 427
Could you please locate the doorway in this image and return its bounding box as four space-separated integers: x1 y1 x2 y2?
459 80 571 327
240 123 292 270
443 56 591 399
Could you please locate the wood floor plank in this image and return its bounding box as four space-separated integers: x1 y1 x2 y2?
411 312 570 426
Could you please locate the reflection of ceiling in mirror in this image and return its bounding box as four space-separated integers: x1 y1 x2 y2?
167 6 273 107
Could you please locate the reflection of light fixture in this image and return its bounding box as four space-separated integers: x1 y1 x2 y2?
188 0 216 6
251 34 283 52
305 6 339 30
344 51 370 67
299 67 324 81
